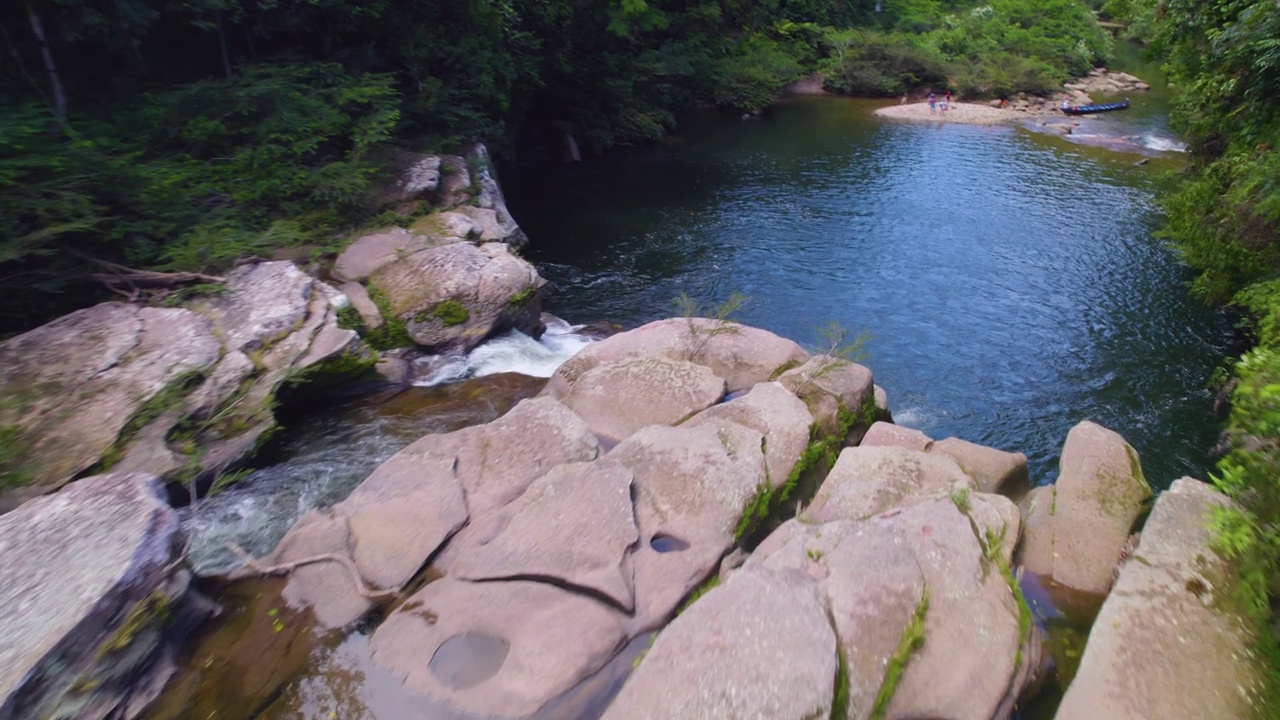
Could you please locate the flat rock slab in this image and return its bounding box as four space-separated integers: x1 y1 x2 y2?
860 421 933 451
1021 421 1151 596
552 355 725 443
805 445 975 522
333 227 438 282
931 437 1028 495
453 461 638 610
602 567 836 720
371 578 627 719
547 317 809 395
1057 478 1265 720
0 473 187 719
608 420 767 630
684 381 814 487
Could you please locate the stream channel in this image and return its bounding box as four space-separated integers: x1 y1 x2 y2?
152 46 1233 720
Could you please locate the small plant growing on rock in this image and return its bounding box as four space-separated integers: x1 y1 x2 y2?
792 321 871 397
950 486 971 513
673 290 748 363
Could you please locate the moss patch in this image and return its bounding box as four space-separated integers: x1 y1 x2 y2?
98 590 173 659
362 284 413 351
0 425 32 488
869 587 929 720
281 350 376 391
507 286 537 307
426 299 470 326
92 370 207 473
831 646 850 720
676 575 721 615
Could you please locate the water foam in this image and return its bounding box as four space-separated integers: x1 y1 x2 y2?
1141 133 1186 153
413 317 595 387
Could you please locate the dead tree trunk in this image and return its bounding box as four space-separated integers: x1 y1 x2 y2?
24 1 67 126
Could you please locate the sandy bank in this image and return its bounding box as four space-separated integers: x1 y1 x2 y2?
874 102 1017 126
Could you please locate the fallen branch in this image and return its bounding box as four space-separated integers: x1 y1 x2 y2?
225 542 398 600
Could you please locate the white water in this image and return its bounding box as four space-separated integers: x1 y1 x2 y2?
1141 133 1187 152
412 317 596 386
182 318 595 576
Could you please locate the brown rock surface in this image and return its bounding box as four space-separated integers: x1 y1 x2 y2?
776 355 875 436
602 567 837 720
685 381 814 488
1057 478 1264 720
805 445 975 522
860 421 933 451
931 437 1029 495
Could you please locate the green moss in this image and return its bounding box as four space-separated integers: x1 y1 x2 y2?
93 369 207 473
420 299 470 327
0 425 32 489
98 590 172 659
676 574 721 615
869 587 929 720
768 358 802 381
282 349 376 391
508 286 537 307
949 486 971 513
983 527 1034 674
831 646 850 720
363 284 413 351
335 303 363 332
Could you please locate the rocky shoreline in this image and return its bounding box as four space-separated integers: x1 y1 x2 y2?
0 134 1265 720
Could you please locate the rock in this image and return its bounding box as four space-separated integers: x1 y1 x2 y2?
264 396 597 628
546 317 809 396
931 437 1029 495
745 518 927 720
1022 421 1152 596
370 240 544 354
370 578 627 718
397 154 442 200
436 154 473 207
333 227 447 283
1057 478 1264 720
467 144 529 247
0 304 221 503
453 461 638 610
551 355 725 442
873 384 892 422
0 473 212 720
685 381 814 489
374 356 411 385
860 421 933 451
603 567 837 720
804 445 975 522
776 356 875 437
1017 485 1056 571
877 500 1038 720
338 282 384 329
608 420 767 630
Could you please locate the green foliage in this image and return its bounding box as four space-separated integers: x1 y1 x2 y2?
362 284 414 351
0 425 33 489
831 647 850 720
870 587 929 720
676 574 721 615
93 369 207 473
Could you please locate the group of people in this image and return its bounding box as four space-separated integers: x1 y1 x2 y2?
927 90 954 114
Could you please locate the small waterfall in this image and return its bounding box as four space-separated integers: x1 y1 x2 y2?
411 317 595 386
182 317 596 576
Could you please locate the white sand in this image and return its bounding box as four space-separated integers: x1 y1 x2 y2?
874 101 1018 126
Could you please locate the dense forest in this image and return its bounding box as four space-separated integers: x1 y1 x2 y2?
0 0 1110 335
1104 0 1280 704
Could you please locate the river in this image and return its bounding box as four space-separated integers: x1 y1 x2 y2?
157 52 1230 720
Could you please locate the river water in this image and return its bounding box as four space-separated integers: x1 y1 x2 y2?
157 50 1231 720
506 96 1227 489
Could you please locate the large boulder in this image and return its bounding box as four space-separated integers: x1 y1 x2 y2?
546 317 809 396
1057 478 1264 720
685 381 815 488
261 396 598 628
931 437 1029 495
0 473 212 720
367 240 543 354
776 355 875 437
549 355 726 442
607 420 768 631
370 577 628 718
602 567 837 720
805 445 975 522
452 461 639 610
1019 421 1151 595
860 421 933 452
0 262 368 509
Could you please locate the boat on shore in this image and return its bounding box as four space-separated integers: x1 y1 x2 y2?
1062 99 1130 116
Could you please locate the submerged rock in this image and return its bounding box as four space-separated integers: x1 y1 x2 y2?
1019 420 1151 595
1057 478 1264 720
0 473 212 720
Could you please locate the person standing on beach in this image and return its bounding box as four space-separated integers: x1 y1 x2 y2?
945 90 953 106
928 92 937 114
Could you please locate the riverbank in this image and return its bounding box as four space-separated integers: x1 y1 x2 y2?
875 101 1016 126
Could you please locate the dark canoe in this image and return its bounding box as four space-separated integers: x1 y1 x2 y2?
1061 99 1130 116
